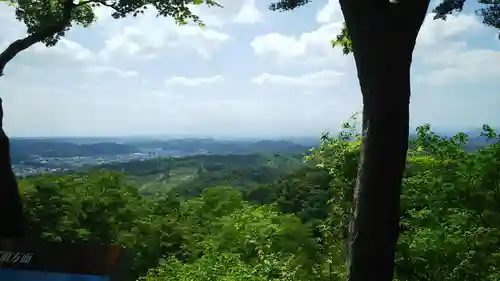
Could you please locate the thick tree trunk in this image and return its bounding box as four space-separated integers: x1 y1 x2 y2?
340 1 430 281
0 98 26 238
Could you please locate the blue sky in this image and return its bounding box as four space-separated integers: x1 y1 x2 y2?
0 0 499 137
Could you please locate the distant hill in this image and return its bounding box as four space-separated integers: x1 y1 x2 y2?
9 137 313 165
10 139 138 164
12 130 496 166
128 138 312 155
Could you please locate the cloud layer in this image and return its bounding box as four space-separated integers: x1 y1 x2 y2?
0 0 498 137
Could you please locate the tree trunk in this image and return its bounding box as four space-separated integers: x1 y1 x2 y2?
340 1 430 281
0 98 26 238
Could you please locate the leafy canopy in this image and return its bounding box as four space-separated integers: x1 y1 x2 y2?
0 0 221 46
305 118 500 281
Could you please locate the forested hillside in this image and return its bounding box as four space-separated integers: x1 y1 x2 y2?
10 139 138 163
17 123 500 281
92 153 305 197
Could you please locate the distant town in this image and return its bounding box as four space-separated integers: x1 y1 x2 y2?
10 137 316 178
13 152 159 177
12 148 219 177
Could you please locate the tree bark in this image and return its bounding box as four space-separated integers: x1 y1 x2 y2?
0 98 26 238
340 0 430 281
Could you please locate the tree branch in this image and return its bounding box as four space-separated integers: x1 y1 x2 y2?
0 0 75 77
75 0 120 12
268 0 312 11
75 0 95 6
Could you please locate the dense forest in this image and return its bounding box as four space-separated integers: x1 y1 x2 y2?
16 122 500 281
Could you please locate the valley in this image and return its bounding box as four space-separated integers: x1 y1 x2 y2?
11 137 315 178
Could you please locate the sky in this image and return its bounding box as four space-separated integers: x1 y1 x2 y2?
0 0 499 138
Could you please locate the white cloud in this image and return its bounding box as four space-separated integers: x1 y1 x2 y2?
414 13 500 86
245 0 344 67
232 0 264 24
165 75 224 87
95 0 264 61
30 38 95 62
83 66 138 78
251 23 349 66
252 70 344 88
316 0 343 24
97 8 230 61
416 13 483 47
188 0 264 27
416 47 500 86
